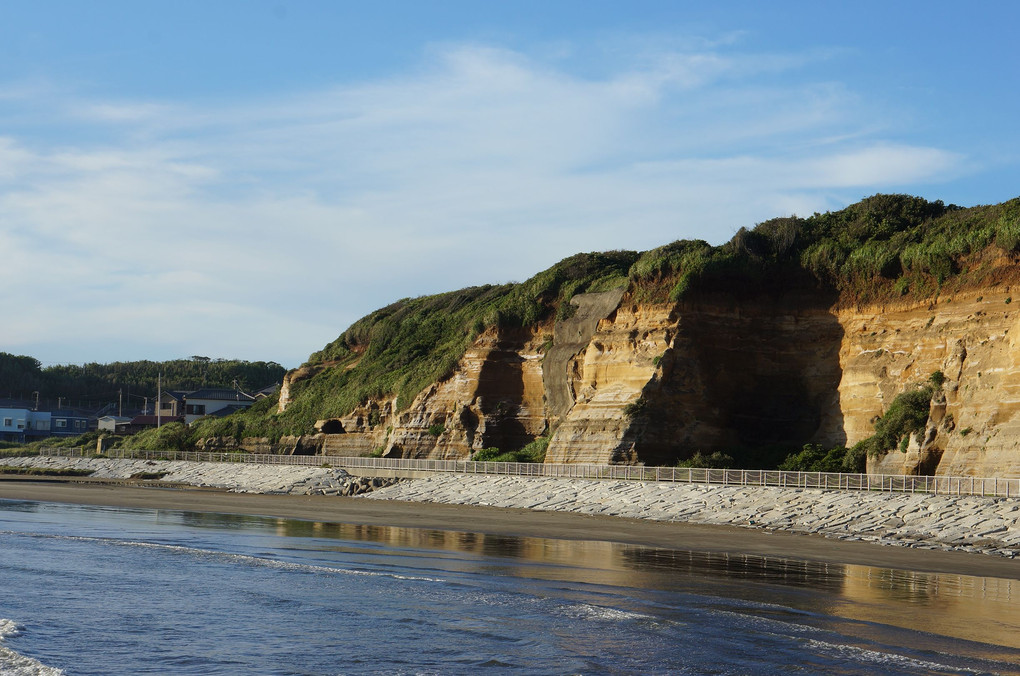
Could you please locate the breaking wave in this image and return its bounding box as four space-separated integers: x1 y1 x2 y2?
0 619 64 676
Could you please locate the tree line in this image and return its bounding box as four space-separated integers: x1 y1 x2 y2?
0 353 286 410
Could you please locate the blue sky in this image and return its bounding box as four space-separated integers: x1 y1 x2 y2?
2 1 1018 368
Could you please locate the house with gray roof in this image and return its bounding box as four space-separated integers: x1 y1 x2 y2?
156 388 256 424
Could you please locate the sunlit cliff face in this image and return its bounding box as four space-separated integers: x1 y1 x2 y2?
271 277 1020 478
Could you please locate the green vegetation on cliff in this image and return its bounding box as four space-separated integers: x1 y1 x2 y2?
630 194 1020 303
851 372 942 459
304 251 635 410
188 195 1020 457
472 435 551 464
120 421 196 452
191 251 637 439
766 372 944 473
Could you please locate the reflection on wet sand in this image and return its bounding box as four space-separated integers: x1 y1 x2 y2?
839 564 1019 651
167 510 1020 652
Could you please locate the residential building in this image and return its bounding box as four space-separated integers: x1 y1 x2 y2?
254 383 280 399
97 415 133 432
0 406 52 443
156 391 190 418
50 410 91 437
156 388 256 425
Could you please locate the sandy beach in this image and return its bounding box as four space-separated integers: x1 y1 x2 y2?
3 479 1020 581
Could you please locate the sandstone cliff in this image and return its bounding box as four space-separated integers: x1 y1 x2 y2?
844 287 1020 477
206 195 1020 477
279 280 1020 477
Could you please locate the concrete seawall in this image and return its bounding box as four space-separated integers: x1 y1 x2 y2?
4 456 1020 559
0 456 393 496
365 475 1020 559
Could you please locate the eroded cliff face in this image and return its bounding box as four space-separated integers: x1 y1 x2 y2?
622 287 846 465
302 326 550 460
292 285 846 465
279 276 1020 477
841 288 1020 477
543 297 673 464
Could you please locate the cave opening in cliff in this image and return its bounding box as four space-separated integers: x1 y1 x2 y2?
626 287 847 467
727 375 821 447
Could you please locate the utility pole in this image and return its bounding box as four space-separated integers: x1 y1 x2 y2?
32 391 39 411
157 372 162 428
119 389 123 417
57 396 63 410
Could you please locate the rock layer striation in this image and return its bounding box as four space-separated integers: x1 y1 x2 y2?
282 279 1020 477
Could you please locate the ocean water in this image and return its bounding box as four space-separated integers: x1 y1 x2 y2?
1 499 1019 675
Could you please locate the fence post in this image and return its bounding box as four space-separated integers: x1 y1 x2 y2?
60 450 1011 500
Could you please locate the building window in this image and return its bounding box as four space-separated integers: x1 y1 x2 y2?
56 419 67 428
75 420 86 429
2 418 10 427
186 404 206 416
160 402 173 411
16 420 25 430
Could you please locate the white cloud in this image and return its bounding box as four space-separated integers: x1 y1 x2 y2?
0 41 967 366
805 145 962 187
74 102 175 123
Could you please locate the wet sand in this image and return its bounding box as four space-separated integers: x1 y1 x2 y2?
3 479 1020 580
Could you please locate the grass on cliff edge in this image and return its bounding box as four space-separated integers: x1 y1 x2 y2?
198 194 1017 442
190 252 637 440
630 194 1020 304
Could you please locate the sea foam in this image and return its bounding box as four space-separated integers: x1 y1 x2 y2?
0 619 64 676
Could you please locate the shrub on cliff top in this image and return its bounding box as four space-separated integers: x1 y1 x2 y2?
631 194 1019 306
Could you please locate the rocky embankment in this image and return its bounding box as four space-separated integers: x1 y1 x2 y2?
0 456 397 496
7 457 1020 560
366 474 1020 559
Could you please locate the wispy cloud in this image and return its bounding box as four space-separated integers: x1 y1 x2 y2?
0 41 967 366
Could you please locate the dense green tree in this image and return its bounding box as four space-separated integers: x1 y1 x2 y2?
0 355 285 408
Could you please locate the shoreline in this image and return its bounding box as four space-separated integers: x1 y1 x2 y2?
3 480 1020 580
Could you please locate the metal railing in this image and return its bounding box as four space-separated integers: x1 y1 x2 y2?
25 446 1020 499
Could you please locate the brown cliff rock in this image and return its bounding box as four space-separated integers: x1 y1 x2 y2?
294 283 1020 478
306 327 549 459
845 289 1020 477
544 298 673 464
266 194 1020 478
